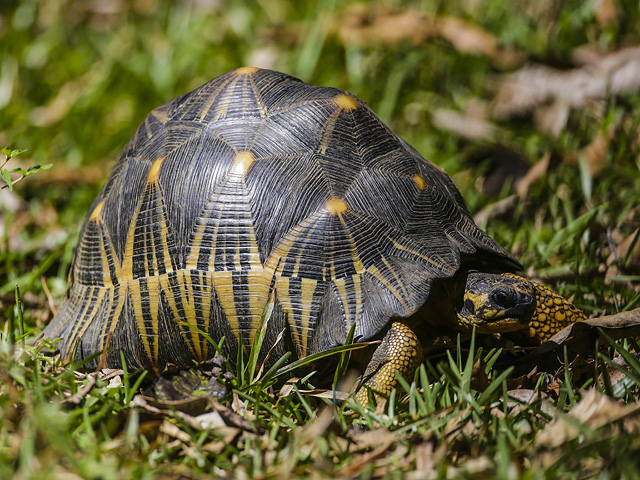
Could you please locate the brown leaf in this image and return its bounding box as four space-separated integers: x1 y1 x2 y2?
595 0 619 27
470 357 490 391
130 393 254 433
506 367 542 390
296 407 335 445
599 353 633 389
432 108 499 141
201 427 241 454
414 438 447 475
506 389 555 418
350 428 396 450
436 16 498 56
493 46 640 119
551 308 640 343
160 420 193 443
533 100 570 137
536 388 640 448
515 153 550 198
572 124 616 177
338 438 395 477
608 228 640 269
337 5 523 67
508 389 540 404
337 5 434 46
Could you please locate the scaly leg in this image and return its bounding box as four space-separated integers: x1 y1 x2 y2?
355 321 422 405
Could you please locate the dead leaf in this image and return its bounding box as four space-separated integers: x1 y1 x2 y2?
130 393 254 433
607 228 640 269
594 0 618 27
412 438 447 477
533 99 570 137
508 389 540 404
470 357 490 392
493 46 640 119
337 5 523 68
160 420 192 443
64 372 98 405
432 108 499 141
201 427 241 454
473 194 519 227
566 124 617 177
338 438 394 477
599 353 633 389
193 410 226 430
436 16 498 56
337 5 433 46
515 153 550 198
536 388 640 448
297 407 335 444
351 428 397 450
551 308 640 344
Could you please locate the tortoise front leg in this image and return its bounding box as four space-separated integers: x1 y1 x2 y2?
355 321 423 405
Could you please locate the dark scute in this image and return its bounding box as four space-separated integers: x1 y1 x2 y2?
354 106 405 169
257 77 341 113
313 113 361 198
309 282 348 353
104 159 150 262
159 134 236 260
345 168 420 231
100 294 152 370
246 154 329 263
265 101 340 153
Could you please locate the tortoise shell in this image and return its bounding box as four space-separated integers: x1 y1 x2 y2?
44 67 517 371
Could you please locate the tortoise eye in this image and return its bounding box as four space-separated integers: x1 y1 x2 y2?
464 299 476 315
492 290 517 308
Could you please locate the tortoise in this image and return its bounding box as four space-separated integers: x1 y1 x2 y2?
43 67 586 400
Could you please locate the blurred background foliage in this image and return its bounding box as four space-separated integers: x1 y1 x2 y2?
0 0 639 326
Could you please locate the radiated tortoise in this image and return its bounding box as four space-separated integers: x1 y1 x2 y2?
43 67 586 400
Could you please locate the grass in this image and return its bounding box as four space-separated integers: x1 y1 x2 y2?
2 0 640 478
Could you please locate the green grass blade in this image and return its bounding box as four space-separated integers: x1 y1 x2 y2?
245 290 276 385
275 342 374 379
249 352 292 389
477 367 514 405
294 0 336 79
333 322 356 387
175 321 223 356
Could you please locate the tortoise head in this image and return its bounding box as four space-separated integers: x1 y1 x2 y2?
456 272 587 342
457 272 536 333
